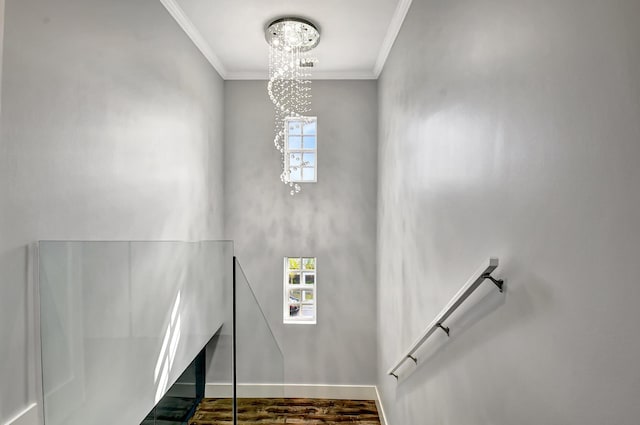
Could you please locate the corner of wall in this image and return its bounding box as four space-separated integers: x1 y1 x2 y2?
374 386 389 425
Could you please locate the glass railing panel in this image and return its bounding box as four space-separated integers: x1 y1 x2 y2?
202 324 234 413
235 259 285 424
143 346 205 425
38 240 233 425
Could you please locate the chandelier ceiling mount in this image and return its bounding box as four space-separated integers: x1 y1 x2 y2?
265 17 320 52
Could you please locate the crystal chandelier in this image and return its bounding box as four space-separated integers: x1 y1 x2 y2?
265 17 320 195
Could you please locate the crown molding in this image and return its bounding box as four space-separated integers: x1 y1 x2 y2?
223 71 269 80
160 0 412 81
373 0 413 78
225 70 377 80
159 0 227 78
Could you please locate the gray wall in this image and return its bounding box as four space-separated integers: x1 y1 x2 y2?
0 0 225 422
377 0 640 424
224 80 378 385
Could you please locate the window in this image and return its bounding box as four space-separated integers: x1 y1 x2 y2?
283 257 316 324
285 117 317 182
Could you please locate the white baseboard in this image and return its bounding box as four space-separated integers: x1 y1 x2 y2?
3 404 38 425
205 383 233 398
167 382 199 398
283 384 378 400
205 383 377 400
374 386 389 425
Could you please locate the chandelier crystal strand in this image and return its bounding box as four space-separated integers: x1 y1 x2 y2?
265 18 319 195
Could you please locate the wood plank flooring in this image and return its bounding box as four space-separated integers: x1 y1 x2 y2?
189 398 381 425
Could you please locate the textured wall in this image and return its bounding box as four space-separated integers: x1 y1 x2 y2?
377 0 640 424
224 80 378 385
0 0 225 422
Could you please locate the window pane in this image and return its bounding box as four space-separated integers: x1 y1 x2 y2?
302 153 315 167
289 273 300 285
302 258 315 270
303 273 315 285
301 305 314 318
289 303 301 317
303 120 316 135
288 121 302 135
302 136 316 149
288 258 300 270
289 167 302 181
302 290 314 302
302 167 315 181
288 136 302 149
289 153 302 166
289 289 301 301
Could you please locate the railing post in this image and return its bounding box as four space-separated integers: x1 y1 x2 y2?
232 256 238 425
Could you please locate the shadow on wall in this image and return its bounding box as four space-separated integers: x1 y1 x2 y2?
394 261 554 391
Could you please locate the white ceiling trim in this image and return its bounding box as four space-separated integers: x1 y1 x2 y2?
373 0 413 78
160 0 412 80
159 0 228 78
225 70 377 80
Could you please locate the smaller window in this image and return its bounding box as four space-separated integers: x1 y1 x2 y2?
284 257 316 324
285 117 317 183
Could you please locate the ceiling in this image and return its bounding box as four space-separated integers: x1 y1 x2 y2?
160 0 412 79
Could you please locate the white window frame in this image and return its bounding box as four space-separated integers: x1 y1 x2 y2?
283 257 317 324
284 116 317 183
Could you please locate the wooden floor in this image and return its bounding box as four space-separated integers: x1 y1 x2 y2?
189 398 381 425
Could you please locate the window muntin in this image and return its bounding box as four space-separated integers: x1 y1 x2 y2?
284 257 316 324
285 117 317 183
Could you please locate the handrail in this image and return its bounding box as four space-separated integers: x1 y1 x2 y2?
387 258 504 379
